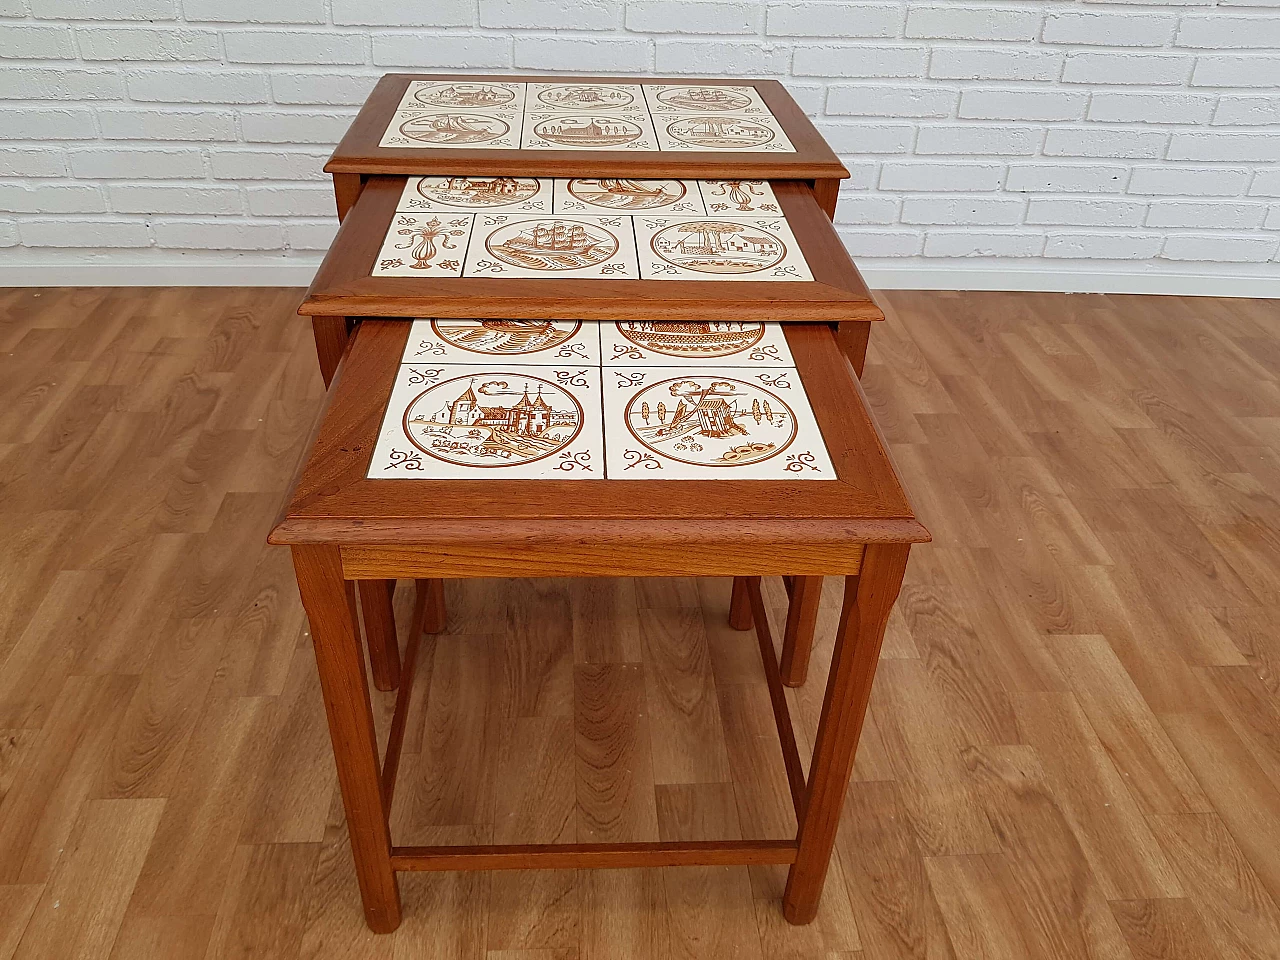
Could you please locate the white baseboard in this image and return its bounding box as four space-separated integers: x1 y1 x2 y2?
1 257 1277 298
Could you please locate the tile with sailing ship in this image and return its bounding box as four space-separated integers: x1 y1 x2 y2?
396 79 527 113
632 215 813 282
402 318 601 366
695 180 781 216
552 178 705 215
396 176 552 214
371 212 476 277
653 114 795 153
369 362 604 480
527 82 648 115
641 83 769 116
462 214 640 280
599 322 795 367
602 366 835 480
379 110 523 149
521 113 658 152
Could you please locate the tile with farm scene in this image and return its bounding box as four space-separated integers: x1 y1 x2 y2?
632 215 813 281
396 79 527 113
695 180 781 216
653 114 795 153
522 113 658 151
642 83 770 116
462 214 640 280
371 212 476 277
599 321 795 367
397 176 552 214
380 110 523 149
602 366 835 479
368 363 604 480
402 319 601 366
527 82 648 115
553 178 705 215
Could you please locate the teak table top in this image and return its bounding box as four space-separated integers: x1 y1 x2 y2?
269 320 927 575
300 178 882 323
328 74 849 182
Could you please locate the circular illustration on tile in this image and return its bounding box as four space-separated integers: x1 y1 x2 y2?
486 219 620 271
664 116 774 149
412 82 517 109
616 322 765 358
566 178 686 211
403 373 583 467
533 116 644 148
650 221 786 274
536 84 636 110
625 376 797 468
415 176 540 208
399 113 509 145
430 319 584 355
655 86 753 112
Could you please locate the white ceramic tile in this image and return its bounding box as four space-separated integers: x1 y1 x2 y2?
695 180 782 216
462 214 640 280
642 83 769 116
522 113 658 152
653 114 795 153
403 318 600 365
371 212 476 277
527 82 647 114
379 110 523 149
553 178 705 215
396 176 552 214
632 215 813 281
368 363 604 480
599 322 795 367
602 366 835 479
396 80 527 113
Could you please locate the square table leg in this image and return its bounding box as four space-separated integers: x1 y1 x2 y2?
313 317 352 388
780 575 823 687
728 576 753 630
783 542 910 924
291 544 402 933
357 579 401 691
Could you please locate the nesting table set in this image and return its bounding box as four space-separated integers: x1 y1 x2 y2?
271 73 928 933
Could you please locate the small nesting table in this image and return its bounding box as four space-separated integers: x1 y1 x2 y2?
270 319 928 932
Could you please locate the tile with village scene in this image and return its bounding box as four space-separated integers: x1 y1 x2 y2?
602 366 835 479
379 110 524 149
368 362 604 480
527 82 649 115
402 319 601 366
598 321 795 367
396 79 527 113
371 212 476 277
641 83 770 116
522 113 658 151
632 215 813 281
462 214 640 280
397 176 552 214
653 114 795 153
552 178 705 215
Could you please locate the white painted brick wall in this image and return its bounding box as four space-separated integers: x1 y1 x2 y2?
0 0 1277 284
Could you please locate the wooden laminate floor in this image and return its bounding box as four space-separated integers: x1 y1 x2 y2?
1 287 1278 959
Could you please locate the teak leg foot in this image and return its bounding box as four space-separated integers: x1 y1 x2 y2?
358 579 401 692
780 575 823 687
783 544 910 924
417 578 447 634
292 545 402 934
728 576 753 630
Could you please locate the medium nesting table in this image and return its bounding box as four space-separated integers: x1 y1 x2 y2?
269 319 928 932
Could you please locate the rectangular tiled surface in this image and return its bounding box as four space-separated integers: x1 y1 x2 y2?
366 321 835 481
374 178 811 281
378 80 796 153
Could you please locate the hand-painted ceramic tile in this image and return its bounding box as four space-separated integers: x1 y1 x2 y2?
396 80 527 113
379 110 522 149
371 212 475 277
368 363 603 480
632 215 813 281
403 319 601 365
642 83 769 116
696 180 782 216
528 82 647 114
654 114 795 153
522 114 658 152
603 366 835 479
553 178 705 215
462 214 640 280
396 176 552 214
599 322 795 367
